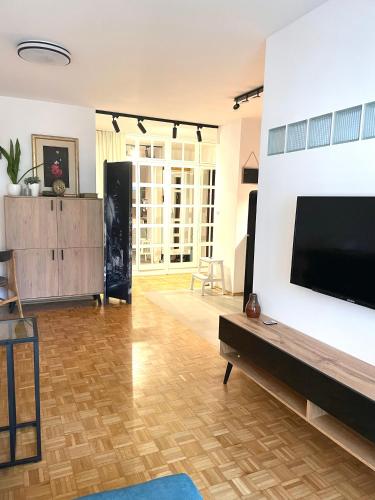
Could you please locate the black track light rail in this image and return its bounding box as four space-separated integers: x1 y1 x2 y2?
234 85 264 103
96 109 219 129
233 85 264 110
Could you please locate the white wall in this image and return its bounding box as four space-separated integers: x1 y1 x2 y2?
0 96 96 248
234 118 261 293
214 120 241 292
215 117 260 293
254 0 375 365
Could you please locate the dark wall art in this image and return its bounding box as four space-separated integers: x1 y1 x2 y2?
42 146 70 187
32 134 79 196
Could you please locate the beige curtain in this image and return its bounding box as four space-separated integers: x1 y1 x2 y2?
96 130 127 197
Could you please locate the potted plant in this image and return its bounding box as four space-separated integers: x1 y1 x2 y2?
0 139 21 195
24 176 41 197
0 138 44 196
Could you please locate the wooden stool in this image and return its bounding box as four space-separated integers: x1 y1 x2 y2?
190 257 225 296
0 250 23 317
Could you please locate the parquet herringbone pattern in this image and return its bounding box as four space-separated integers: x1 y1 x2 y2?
0 274 375 499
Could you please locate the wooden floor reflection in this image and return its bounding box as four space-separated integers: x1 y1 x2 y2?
0 274 374 499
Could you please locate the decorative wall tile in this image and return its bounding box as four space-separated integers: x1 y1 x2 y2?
362 101 375 140
307 113 332 149
332 105 362 144
286 120 307 152
268 126 286 155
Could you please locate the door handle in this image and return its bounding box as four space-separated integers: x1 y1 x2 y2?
51 200 54 211
60 200 63 211
52 249 55 260
61 249 64 260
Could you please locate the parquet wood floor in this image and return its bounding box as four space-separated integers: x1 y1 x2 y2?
0 274 375 499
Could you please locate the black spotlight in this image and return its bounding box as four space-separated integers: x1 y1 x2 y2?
233 101 240 110
137 119 147 134
172 123 178 139
112 116 120 133
196 126 202 143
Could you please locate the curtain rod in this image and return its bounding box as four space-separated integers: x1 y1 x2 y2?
96 109 219 129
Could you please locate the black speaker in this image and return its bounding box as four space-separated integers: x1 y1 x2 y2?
243 190 258 311
104 161 132 304
242 167 259 184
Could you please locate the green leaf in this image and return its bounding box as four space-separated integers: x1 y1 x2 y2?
14 139 21 176
17 163 44 184
0 146 10 164
15 139 21 163
1 138 21 184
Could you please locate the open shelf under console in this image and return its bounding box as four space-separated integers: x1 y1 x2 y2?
219 313 375 471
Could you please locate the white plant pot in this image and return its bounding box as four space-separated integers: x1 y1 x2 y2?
7 183 21 196
30 183 40 197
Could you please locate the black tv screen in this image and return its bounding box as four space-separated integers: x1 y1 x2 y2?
290 196 375 309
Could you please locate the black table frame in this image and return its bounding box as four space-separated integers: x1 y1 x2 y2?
0 317 41 468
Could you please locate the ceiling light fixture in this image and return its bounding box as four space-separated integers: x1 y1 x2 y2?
96 110 219 140
196 126 202 143
112 115 120 133
137 119 147 134
17 40 71 66
233 85 264 111
172 123 179 139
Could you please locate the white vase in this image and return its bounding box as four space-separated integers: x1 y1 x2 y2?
8 183 21 196
30 183 40 197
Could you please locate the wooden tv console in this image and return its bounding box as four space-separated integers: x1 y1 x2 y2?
219 313 375 471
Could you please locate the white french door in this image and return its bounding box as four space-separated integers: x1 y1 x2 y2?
130 137 216 274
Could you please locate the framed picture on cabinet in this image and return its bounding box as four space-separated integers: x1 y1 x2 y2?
32 134 79 196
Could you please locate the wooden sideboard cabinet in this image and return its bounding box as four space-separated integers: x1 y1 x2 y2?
4 196 104 301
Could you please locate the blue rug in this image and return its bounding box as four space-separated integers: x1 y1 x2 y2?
77 473 202 499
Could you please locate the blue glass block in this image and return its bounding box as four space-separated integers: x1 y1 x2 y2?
362 101 375 140
268 126 286 155
286 120 307 152
332 105 362 144
307 113 332 149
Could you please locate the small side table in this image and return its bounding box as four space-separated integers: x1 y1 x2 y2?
0 317 41 468
190 257 226 296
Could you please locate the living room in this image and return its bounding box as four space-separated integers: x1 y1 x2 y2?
1 0 375 498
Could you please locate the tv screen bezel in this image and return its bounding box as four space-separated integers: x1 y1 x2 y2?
290 196 375 311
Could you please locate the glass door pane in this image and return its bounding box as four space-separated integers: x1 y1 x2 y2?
166 163 197 269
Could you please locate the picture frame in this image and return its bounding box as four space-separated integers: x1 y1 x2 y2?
31 134 79 196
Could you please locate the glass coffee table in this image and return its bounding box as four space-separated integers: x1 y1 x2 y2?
0 317 41 468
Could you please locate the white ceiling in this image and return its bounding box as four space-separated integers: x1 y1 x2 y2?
0 0 327 125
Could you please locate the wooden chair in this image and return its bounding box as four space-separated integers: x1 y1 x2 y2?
0 250 23 318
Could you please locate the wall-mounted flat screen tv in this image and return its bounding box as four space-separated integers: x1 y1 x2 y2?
290 196 375 310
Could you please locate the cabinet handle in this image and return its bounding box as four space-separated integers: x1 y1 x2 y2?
61 249 64 260
52 249 55 260
60 200 63 211
51 200 54 211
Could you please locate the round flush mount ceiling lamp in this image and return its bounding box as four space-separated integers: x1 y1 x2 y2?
17 40 71 66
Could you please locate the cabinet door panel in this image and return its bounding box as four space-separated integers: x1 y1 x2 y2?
15 249 58 299
5 197 57 249
57 199 103 248
58 248 103 296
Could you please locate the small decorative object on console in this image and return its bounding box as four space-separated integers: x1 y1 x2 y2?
245 292 261 318
52 178 66 196
79 193 98 199
24 176 40 197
